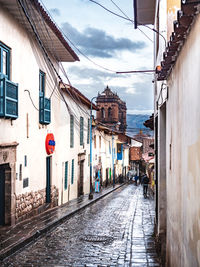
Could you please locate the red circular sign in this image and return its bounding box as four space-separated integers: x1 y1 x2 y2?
45 133 55 155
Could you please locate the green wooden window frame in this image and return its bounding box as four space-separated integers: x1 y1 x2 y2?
80 116 84 145
71 159 74 184
87 118 90 144
64 161 68 190
0 43 18 119
39 70 45 94
70 115 74 148
39 70 51 124
0 42 10 79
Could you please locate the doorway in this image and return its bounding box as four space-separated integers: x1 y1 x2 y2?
78 160 84 197
46 156 52 203
0 164 11 226
106 168 109 187
0 167 5 225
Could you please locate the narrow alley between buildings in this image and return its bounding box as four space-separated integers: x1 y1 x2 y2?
1 184 160 267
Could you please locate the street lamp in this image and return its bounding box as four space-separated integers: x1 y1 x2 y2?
112 132 115 188
88 96 97 200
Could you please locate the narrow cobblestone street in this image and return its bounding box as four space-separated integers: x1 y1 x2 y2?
2 184 160 267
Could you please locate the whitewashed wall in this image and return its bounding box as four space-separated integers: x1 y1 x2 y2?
0 7 90 206
165 13 200 267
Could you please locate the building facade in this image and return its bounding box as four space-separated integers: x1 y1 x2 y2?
96 86 127 133
0 0 95 226
134 0 200 266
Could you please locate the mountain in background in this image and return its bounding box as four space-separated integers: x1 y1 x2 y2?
126 114 153 137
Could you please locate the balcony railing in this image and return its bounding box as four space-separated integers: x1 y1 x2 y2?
0 77 18 119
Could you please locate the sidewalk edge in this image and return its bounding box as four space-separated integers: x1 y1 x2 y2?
0 182 126 261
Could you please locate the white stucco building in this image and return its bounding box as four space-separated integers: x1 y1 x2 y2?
92 124 130 187
134 0 200 266
0 0 95 226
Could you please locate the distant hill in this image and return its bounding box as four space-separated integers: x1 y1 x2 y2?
126 114 153 137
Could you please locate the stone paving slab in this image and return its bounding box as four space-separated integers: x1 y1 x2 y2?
0 183 125 261
1 184 161 266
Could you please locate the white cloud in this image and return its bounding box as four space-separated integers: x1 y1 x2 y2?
127 109 153 115
125 87 136 95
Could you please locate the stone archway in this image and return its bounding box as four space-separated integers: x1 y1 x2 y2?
0 142 18 226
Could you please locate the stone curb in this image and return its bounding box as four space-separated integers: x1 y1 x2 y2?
0 182 127 261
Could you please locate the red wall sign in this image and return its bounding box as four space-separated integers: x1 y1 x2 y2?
45 133 55 155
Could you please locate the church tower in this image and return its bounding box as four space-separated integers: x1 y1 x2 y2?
96 86 127 133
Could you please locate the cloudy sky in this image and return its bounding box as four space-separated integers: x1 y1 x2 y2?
41 0 154 114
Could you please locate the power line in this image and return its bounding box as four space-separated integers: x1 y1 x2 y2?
88 0 131 22
110 0 153 43
18 0 92 136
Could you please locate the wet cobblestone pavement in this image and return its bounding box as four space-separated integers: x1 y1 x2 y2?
1 185 161 267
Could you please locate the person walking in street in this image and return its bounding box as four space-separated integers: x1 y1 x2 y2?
141 173 149 198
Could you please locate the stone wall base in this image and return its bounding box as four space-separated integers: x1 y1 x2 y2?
154 225 166 267
15 186 58 223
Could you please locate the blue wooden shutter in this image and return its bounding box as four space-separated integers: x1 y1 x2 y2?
64 161 68 190
80 116 84 145
70 115 74 148
71 159 74 184
87 118 90 144
117 144 123 160
39 70 51 124
0 77 18 119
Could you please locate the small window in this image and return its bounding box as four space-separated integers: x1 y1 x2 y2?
0 42 10 79
108 107 112 118
71 159 74 184
0 42 18 119
19 164 22 181
101 107 105 119
39 70 45 95
64 161 68 190
70 115 74 148
24 155 27 167
80 116 84 145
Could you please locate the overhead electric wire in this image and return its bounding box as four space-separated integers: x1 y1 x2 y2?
88 0 132 22
89 0 166 46
39 0 156 77
32 0 88 115
139 24 167 47
17 0 93 140
24 89 39 111
33 1 91 118
39 0 117 74
17 0 71 113
18 0 91 136
88 0 153 43
18 0 90 128
110 0 153 43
